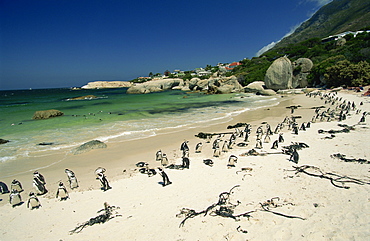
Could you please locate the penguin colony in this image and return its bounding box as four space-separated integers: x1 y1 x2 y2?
1 90 367 211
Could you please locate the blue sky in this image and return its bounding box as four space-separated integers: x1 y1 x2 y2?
0 0 332 90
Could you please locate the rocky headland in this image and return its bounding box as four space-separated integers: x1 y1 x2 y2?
81 81 132 89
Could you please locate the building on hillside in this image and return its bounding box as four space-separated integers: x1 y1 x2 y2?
225 62 242 71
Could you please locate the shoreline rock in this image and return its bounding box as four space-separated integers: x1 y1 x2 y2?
73 140 107 155
32 110 64 120
81 81 132 89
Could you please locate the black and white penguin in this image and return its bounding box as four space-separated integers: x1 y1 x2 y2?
9 189 22 207
158 168 172 187
97 171 111 191
203 159 214 167
278 133 284 143
65 169 79 189
290 149 299 164
56 182 69 201
10 179 23 193
182 149 189 158
227 155 238 168
161 153 169 166
263 133 270 143
0 181 10 194
222 140 229 152
180 140 189 152
271 140 279 149
255 139 262 149
33 171 47 195
156 150 163 162
182 157 190 169
27 192 41 209
213 147 221 157
195 143 203 153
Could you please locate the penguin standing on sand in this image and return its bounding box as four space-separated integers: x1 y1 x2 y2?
158 168 172 187
11 179 23 192
271 140 279 149
161 153 169 166
278 133 284 143
195 143 203 153
9 189 22 207
65 169 79 189
27 192 41 209
182 157 190 169
227 155 238 168
180 140 189 152
156 150 163 162
95 168 111 191
56 182 69 201
290 149 299 164
33 171 47 195
222 140 229 152
0 181 10 194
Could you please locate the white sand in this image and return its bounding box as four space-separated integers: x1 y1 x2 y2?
1 89 369 241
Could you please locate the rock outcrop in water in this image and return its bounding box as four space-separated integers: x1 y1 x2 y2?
0 139 10 145
126 76 244 94
32 110 64 120
66 95 98 101
73 140 107 155
81 81 132 89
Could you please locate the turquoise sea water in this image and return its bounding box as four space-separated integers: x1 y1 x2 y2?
0 88 279 164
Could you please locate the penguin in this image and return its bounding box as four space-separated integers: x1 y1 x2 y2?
97 172 111 191
158 168 172 187
56 182 69 201
227 155 238 168
65 169 79 189
278 133 284 143
0 181 10 194
9 189 22 207
27 192 41 209
180 140 189 152
156 150 163 162
10 179 23 192
95 167 106 176
244 131 249 142
212 138 221 149
213 147 221 157
195 143 203 153
271 140 279 149
32 177 48 195
300 123 306 131
161 153 169 166
182 148 189 158
255 139 262 149
222 140 229 152
182 157 190 169
360 113 366 123
203 159 214 167
290 149 299 164
263 133 270 143
33 171 46 185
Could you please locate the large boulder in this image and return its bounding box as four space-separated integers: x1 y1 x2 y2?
73 140 107 155
257 89 276 96
292 58 313 88
126 78 183 94
32 110 64 120
244 81 265 93
264 56 293 91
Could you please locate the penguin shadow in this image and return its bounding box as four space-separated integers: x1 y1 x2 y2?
12 201 24 208
100 186 112 192
157 181 172 187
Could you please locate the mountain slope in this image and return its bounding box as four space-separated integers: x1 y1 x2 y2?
272 0 370 50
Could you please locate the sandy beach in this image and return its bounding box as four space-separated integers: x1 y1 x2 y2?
1 89 369 241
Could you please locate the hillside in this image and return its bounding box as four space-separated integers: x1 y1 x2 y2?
271 0 370 50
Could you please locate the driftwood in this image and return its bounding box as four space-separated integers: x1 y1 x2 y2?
178 186 304 228
69 202 121 234
330 153 370 164
291 165 370 189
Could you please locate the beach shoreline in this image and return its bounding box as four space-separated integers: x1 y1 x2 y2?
1 89 369 240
